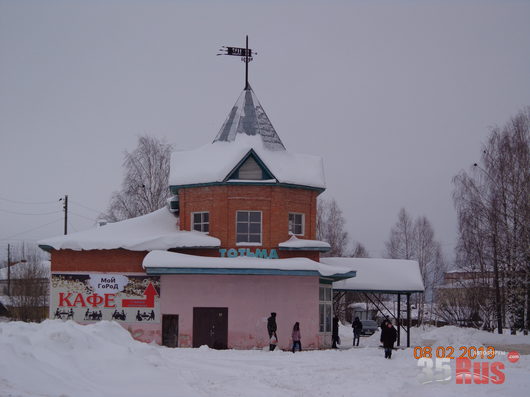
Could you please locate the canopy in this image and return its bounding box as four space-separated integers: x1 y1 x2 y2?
320 257 424 293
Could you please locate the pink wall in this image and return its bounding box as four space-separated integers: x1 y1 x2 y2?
160 274 321 350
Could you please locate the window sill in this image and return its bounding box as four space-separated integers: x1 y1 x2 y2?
236 242 262 246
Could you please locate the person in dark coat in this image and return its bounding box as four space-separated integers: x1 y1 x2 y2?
267 312 278 351
291 322 301 353
352 317 363 346
380 321 397 359
331 316 340 349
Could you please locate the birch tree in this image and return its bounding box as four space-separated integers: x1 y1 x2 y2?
453 108 530 334
104 135 173 222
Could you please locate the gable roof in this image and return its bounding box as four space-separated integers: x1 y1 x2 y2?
225 149 275 181
169 139 325 190
213 86 286 151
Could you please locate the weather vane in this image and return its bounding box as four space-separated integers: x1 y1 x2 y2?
217 35 257 90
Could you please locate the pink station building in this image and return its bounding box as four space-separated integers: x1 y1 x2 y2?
39 85 357 350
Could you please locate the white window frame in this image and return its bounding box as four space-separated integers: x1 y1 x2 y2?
191 211 209 233
319 285 332 333
235 210 262 246
288 212 305 236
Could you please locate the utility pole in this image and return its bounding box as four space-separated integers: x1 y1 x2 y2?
7 243 11 297
60 194 68 235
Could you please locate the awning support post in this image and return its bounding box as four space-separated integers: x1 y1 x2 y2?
397 293 401 347
407 293 411 348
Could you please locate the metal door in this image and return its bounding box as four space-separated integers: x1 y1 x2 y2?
162 314 179 347
193 307 228 349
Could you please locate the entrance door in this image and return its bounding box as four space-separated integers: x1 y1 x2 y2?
193 307 228 349
162 315 179 347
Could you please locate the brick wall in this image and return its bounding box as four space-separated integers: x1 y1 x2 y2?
51 249 147 273
179 185 319 257
50 185 321 272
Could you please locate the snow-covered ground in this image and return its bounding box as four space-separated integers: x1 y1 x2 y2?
1 320 529 397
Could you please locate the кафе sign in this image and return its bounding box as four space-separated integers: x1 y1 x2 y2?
50 274 160 323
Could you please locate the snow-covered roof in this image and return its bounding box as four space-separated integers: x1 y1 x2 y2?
278 235 330 251
321 257 425 293
0 261 50 280
170 137 325 190
143 250 355 280
213 86 286 151
38 208 220 252
170 87 325 190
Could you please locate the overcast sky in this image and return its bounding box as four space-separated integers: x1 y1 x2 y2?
1 0 529 261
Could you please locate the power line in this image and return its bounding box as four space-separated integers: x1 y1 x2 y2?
70 212 96 222
0 218 63 241
0 208 62 216
0 196 58 205
70 200 102 214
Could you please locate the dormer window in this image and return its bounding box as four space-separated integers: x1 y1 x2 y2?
238 156 262 179
225 150 275 182
192 212 209 233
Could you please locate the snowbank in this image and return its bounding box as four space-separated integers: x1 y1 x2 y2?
0 320 528 397
38 208 220 251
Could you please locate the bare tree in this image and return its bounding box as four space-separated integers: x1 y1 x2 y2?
352 242 369 258
317 198 349 257
385 209 445 325
453 108 530 334
103 135 173 222
385 208 415 260
335 241 371 323
3 243 49 322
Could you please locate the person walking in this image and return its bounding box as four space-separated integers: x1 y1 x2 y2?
331 316 340 349
291 322 302 353
380 321 397 359
352 317 363 347
267 312 278 351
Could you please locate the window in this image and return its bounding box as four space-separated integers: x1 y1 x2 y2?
288 213 304 236
319 285 332 333
236 211 261 244
192 212 209 233
238 156 262 180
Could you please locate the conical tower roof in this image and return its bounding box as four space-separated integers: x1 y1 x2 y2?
213 86 286 151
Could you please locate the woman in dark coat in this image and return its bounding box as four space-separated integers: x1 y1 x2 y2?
331 316 340 349
380 321 397 359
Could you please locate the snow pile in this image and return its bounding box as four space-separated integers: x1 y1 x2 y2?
418 325 530 348
323 257 425 292
1 321 528 397
143 250 354 279
38 208 220 251
278 235 330 250
169 137 325 189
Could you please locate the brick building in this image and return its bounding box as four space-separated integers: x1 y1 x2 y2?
39 85 355 349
